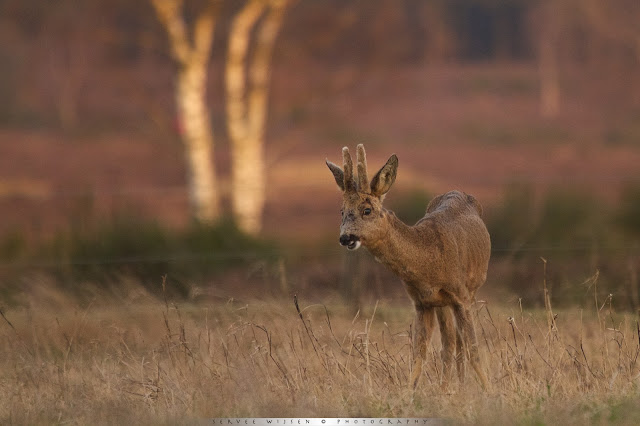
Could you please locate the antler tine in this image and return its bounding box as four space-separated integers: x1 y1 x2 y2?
342 147 356 192
356 144 369 192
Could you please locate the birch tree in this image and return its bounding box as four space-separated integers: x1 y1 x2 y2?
151 0 221 223
226 0 291 235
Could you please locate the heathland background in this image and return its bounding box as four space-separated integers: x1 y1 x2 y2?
1 1 640 424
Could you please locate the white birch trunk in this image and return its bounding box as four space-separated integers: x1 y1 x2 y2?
151 0 220 223
177 60 219 222
227 0 289 235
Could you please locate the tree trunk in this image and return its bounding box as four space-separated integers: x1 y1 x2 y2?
226 0 289 235
422 0 454 63
151 0 220 223
226 0 265 235
177 60 219 223
537 0 560 118
539 36 559 118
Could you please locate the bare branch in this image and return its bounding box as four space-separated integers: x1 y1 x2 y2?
192 1 223 63
247 0 291 141
150 0 190 64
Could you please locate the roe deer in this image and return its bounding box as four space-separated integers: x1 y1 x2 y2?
326 144 491 389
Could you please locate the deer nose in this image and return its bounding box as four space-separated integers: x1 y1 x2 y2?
339 234 361 250
339 234 352 246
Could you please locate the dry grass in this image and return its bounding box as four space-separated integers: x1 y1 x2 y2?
1 277 640 425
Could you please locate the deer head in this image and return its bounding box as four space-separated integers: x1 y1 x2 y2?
326 144 398 250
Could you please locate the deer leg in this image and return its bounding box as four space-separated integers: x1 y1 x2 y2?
410 306 436 389
455 324 466 383
435 306 456 385
453 304 488 389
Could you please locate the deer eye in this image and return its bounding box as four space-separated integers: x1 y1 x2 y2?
363 207 372 216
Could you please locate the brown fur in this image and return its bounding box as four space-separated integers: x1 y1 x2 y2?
326 144 491 389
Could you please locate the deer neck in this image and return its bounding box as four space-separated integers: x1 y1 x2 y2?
365 211 419 276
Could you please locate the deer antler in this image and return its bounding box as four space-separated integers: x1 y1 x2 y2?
356 144 369 193
342 147 356 192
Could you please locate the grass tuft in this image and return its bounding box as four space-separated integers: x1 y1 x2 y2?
1 274 640 423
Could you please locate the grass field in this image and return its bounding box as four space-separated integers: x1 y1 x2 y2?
1 278 640 425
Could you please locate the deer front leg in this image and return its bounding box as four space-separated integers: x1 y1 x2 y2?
453 304 488 389
410 306 436 389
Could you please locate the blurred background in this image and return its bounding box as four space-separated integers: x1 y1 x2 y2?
0 0 639 310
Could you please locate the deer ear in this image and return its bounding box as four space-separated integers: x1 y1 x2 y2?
326 160 345 191
370 154 398 197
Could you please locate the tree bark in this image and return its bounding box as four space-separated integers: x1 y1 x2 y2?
177 60 218 223
226 0 290 235
151 0 221 223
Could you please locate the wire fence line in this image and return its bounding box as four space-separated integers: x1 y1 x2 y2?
0 251 272 270
0 244 637 270
1 183 639 270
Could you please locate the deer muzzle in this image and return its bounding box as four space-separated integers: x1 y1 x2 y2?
339 234 361 250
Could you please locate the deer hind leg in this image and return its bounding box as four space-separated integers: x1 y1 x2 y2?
455 324 466 383
453 304 488 389
435 307 456 385
410 306 436 389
